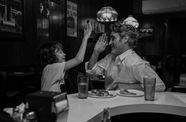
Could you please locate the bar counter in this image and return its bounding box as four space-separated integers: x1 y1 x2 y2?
57 92 186 122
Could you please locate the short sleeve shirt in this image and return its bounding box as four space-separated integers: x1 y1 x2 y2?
41 62 66 92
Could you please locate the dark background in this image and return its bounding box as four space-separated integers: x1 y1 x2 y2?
0 0 186 107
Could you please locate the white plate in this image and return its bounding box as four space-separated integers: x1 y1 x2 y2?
88 90 116 98
116 89 144 97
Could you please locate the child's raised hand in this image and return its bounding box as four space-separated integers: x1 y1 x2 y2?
84 21 92 39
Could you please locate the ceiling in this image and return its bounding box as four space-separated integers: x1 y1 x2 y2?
142 0 186 14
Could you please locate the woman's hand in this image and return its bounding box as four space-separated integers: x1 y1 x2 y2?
94 33 108 53
83 21 92 39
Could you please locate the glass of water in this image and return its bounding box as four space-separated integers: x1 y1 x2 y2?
77 75 89 99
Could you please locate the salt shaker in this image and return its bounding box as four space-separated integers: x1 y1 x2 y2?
22 102 38 122
22 110 38 122
103 107 111 122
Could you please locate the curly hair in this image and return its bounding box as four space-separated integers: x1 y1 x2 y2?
39 42 63 66
110 21 139 48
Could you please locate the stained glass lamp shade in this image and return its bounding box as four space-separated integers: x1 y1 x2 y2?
96 6 118 22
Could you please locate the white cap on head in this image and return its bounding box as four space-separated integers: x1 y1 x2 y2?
122 15 139 28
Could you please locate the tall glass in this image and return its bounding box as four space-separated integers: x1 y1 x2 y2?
143 77 156 101
77 76 89 99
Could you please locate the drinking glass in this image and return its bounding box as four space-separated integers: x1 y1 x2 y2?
77 75 89 99
143 76 156 101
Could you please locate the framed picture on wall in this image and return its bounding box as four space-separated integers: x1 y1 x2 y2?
67 0 77 37
0 0 23 34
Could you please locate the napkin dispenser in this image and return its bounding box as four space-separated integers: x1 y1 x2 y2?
25 91 69 122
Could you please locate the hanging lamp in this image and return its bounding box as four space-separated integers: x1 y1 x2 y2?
96 2 118 22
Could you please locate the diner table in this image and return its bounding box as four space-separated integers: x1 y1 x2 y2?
57 91 186 122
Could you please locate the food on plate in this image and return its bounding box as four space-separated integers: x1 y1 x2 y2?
90 89 112 97
119 89 137 95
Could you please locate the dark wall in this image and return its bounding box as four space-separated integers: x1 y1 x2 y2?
150 12 186 56
0 0 37 67
0 0 139 68
0 0 66 68
0 0 169 68
166 18 186 55
136 15 165 56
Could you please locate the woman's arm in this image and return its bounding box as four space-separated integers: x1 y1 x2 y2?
64 22 92 71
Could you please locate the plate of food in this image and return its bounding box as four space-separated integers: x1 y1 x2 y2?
116 89 144 97
88 89 116 98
